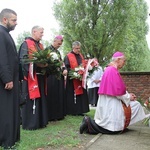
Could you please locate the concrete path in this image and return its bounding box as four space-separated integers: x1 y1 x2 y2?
85 106 150 150
85 121 150 150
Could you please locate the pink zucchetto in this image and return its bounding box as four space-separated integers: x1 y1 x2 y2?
112 51 124 58
55 35 63 40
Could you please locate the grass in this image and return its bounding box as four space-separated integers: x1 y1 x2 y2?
0 109 95 150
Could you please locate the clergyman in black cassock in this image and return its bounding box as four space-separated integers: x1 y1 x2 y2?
0 9 20 149
64 41 89 116
46 35 67 121
19 26 48 130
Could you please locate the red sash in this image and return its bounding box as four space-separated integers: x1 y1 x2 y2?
67 53 85 95
25 39 44 100
122 102 131 130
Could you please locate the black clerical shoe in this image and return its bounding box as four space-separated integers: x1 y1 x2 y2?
79 116 88 134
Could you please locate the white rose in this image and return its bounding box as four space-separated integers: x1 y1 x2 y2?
73 72 78 77
81 67 84 71
75 68 79 71
50 52 59 60
78 66 84 71
88 65 93 70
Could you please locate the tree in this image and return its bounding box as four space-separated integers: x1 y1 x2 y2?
53 0 150 71
16 31 31 51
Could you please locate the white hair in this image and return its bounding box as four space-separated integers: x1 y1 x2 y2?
72 41 81 48
31 25 44 33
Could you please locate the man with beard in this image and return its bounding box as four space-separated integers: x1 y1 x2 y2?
19 26 48 130
0 8 20 149
46 35 68 121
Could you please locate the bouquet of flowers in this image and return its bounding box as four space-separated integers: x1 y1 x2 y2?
68 65 85 81
144 99 150 110
23 49 63 79
143 98 150 126
68 58 100 89
82 58 99 89
86 58 99 78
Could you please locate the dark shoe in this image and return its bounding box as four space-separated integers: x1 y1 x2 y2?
79 116 88 134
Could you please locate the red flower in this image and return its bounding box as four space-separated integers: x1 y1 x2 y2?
78 70 84 75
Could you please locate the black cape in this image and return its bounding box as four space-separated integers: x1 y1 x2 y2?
0 25 20 148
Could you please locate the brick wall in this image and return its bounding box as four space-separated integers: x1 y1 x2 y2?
121 72 150 101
